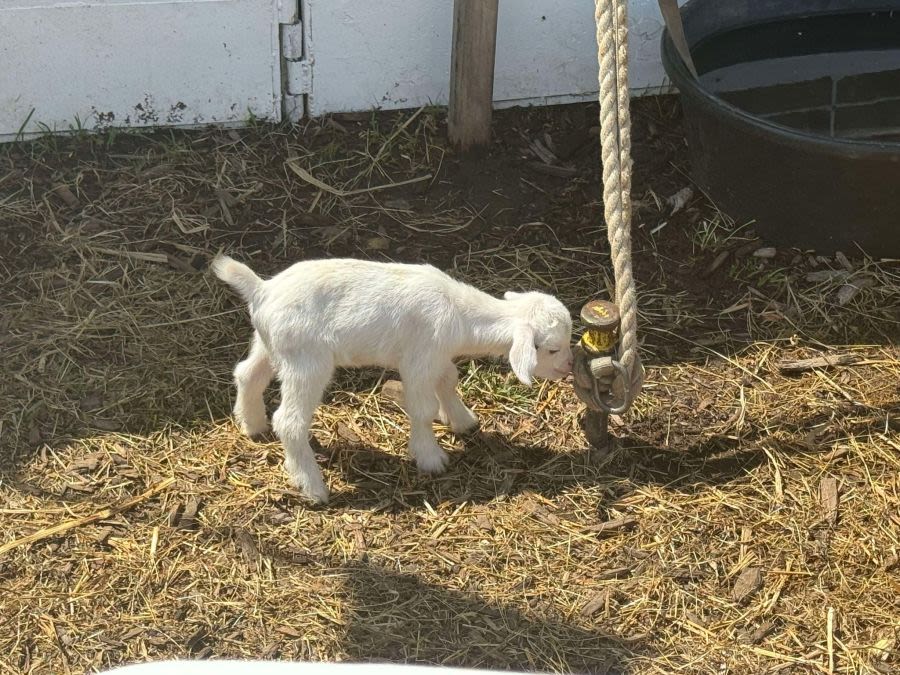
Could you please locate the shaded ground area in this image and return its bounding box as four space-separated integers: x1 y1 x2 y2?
1 98 898 674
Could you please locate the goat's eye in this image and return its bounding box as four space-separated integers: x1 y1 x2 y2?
548 349 560 355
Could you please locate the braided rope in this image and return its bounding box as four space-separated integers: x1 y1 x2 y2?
594 0 640 407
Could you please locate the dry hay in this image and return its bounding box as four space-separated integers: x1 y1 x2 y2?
1 101 898 675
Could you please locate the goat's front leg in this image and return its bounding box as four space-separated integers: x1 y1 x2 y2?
435 362 478 434
400 361 449 474
271 359 333 504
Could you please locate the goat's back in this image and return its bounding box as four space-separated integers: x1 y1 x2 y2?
253 259 471 368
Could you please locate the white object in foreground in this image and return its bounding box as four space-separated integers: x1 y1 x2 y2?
101 662 546 675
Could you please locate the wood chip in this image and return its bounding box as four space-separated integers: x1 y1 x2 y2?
473 514 493 533
179 499 200 529
336 422 361 444
526 137 558 165
52 183 79 208
168 499 200 529
64 481 97 493
820 477 839 526
68 454 101 473
835 251 854 271
753 247 777 259
595 565 632 580
586 516 638 536
529 503 561 526
667 186 693 215
269 510 294 526
233 529 260 563
740 621 777 644
120 627 144 642
732 566 763 603
260 644 281 659
95 526 114 545
277 625 304 639
777 353 861 374
822 447 849 463
837 277 875 305
167 504 183 527
580 590 609 618
351 527 367 553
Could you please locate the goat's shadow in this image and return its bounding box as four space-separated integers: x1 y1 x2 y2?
277 418 795 512
337 559 634 674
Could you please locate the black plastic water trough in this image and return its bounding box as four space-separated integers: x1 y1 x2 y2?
661 0 900 255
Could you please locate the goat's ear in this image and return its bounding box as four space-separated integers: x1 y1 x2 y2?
509 324 538 386
504 291 522 301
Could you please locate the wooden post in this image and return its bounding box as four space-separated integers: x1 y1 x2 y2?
448 0 499 152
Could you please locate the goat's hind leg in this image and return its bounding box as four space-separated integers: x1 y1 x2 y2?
233 332 275 437
271 358 333 504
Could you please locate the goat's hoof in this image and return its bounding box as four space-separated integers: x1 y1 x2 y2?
239 418 270 439
415 448 449 475
305 488 330 505
451 412 479 435
439 407 479 435
286 471 330 505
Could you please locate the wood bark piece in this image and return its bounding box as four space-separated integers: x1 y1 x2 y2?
777 353 861 374
820 477 839 525
732 566 763 603
586 516 638 535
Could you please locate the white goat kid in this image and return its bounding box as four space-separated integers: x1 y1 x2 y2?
213 255 573 504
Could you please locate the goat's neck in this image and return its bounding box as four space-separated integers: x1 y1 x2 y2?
458 293 518 358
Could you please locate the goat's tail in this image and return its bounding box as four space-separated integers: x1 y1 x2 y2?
211 254 264 305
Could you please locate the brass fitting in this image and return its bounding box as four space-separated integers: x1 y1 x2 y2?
579 300 621 356
572 299 626 449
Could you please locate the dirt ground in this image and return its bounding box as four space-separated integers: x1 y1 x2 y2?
1 97 898 675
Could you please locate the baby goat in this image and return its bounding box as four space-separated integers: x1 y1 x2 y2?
213 255 573 503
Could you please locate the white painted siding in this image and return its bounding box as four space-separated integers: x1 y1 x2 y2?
0 0 675 139
306 0 675 116
0 0 287 141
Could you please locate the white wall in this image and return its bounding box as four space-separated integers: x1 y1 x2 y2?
0 0 287 141
0 0 674 140
306 0 674 116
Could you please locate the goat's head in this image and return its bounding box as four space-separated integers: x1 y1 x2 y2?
504 291 574 386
